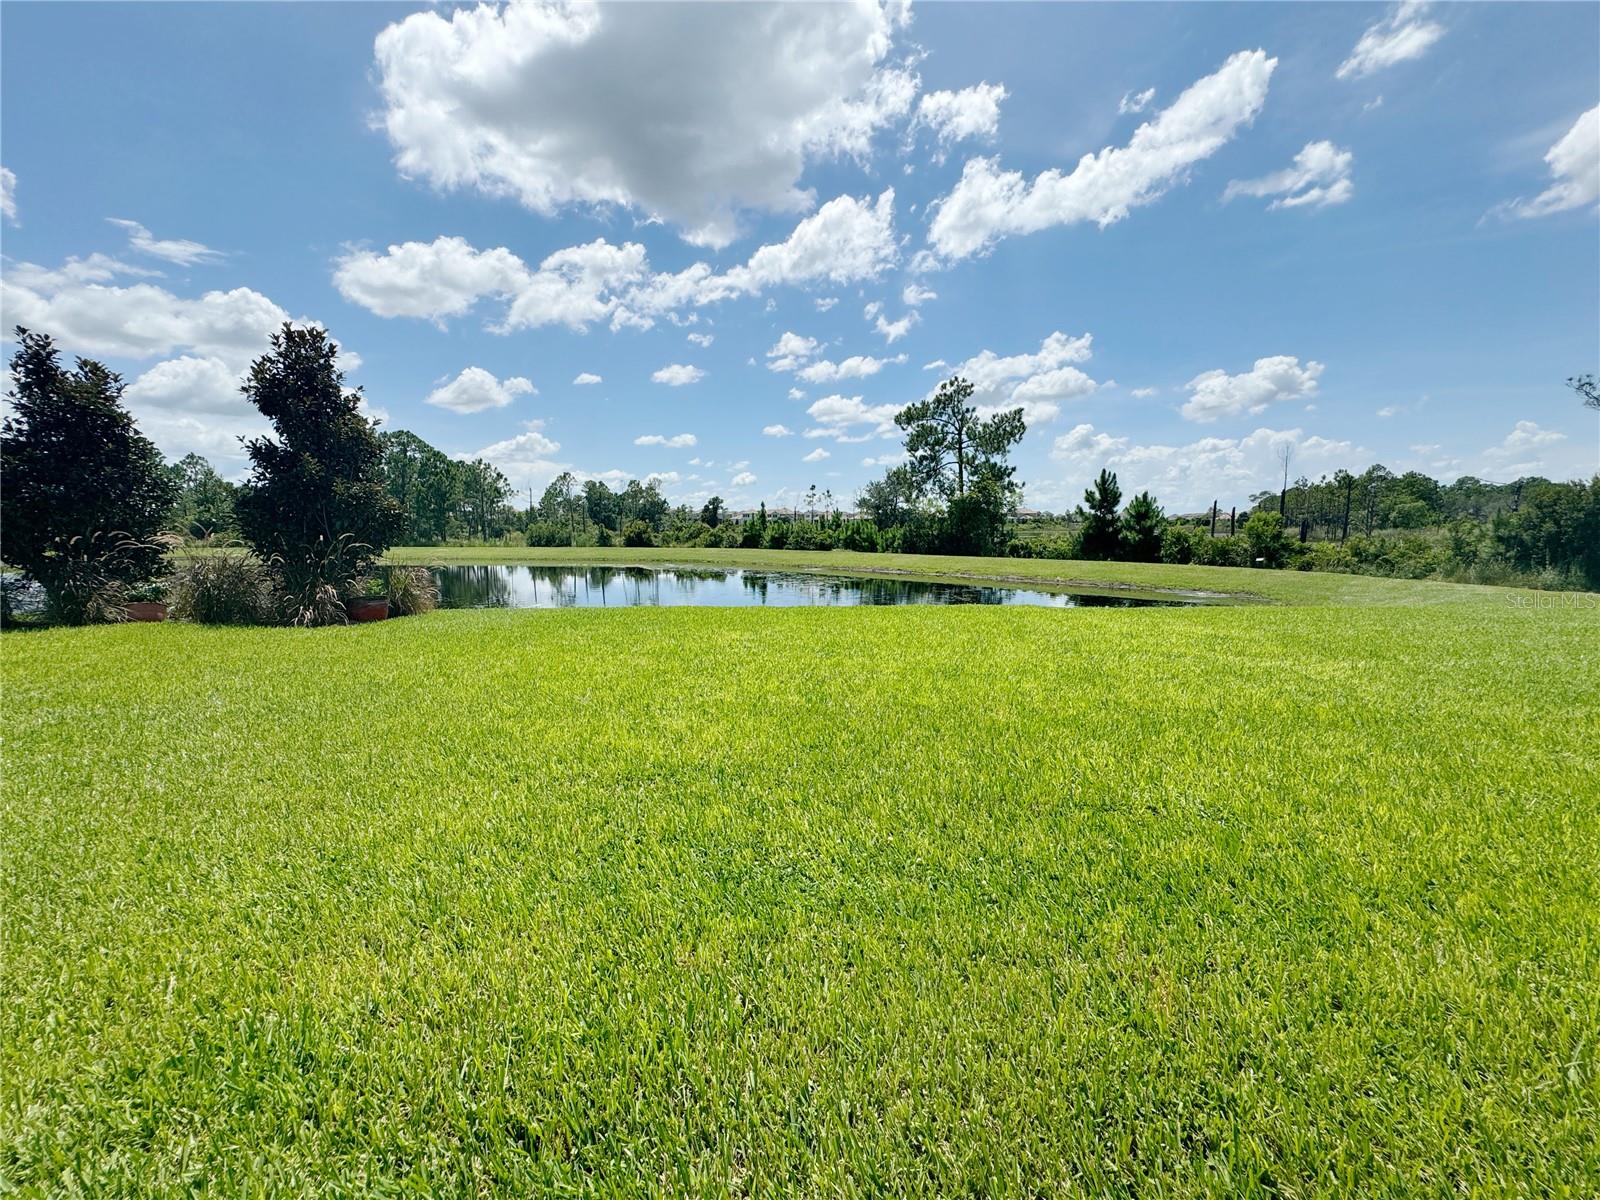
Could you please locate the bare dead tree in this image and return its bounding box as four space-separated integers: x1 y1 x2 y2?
1277 443 1294 518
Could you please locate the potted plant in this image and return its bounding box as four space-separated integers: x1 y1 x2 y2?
124 580 170 622
345 576 389 622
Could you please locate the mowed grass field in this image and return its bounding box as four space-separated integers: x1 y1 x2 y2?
3 557 1598 1196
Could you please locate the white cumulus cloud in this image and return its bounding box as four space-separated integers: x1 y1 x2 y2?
426 366 535 414
796 353 905 384
875 312 918 343
861 450 910 468
712 190 898 296
1481 420 1566 475
762 423 795 437
471 424 566 490
915 82 1007 149
573 372 603 385
1224 141 1354 209
1336 2 1446 80
1498 107 1600 220
372 0 913 248
1 166 16 223
1181 356 1324 423
802 447 831 463
946 331 1100 425
634 432 698 448
766 331 821 372
120 357 258 468
928 50 1277 259
337 194 898 333
124 355 248 416
333 235 532 323
652 363 705 386
1051 424 1358 510
0 256 294 371
805 393 899 441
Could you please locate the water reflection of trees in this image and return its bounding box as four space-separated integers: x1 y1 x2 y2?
738 571 1013 606
434 565 513 609
432 565 1179 610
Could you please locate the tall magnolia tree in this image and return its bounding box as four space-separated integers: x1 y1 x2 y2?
0 328 178 622
235 324 401 623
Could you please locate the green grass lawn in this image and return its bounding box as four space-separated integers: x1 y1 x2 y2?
4 568 1598 1195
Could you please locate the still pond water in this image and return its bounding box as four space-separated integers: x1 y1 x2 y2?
433 565 1196 609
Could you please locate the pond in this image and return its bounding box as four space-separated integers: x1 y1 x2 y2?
431 565 1201 609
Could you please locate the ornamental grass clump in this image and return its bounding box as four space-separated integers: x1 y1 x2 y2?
168 549 275 626
383 565 440 616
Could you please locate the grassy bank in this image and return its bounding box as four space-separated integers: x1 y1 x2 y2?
4 595 1597 1195
380 544 1579 608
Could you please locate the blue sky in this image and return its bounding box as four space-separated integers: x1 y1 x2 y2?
3 1 1596 512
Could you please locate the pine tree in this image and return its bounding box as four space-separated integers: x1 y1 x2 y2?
1076 469 1123 559
1120 490 1166 562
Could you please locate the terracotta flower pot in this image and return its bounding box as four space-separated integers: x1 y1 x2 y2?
347 596 390 622
124 601 168 622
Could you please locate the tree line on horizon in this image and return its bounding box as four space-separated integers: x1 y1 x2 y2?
3 323 1598 626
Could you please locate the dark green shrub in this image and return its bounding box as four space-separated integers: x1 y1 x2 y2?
943 476 1013 557
234 325 403 624
1242 511 1290 568
836 520 879 552
1 330 180 622
1160 525 1197 565
622 519 655 547
524 521 569 547
1295 542 1355 572
786 522 833 551
1192 535 1249 568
